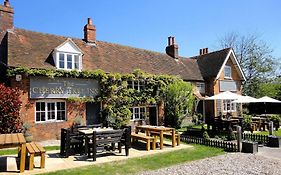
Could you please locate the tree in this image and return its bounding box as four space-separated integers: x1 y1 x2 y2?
258 76 281 100
218 32 278 97
164 80 194 128
0 84 22 133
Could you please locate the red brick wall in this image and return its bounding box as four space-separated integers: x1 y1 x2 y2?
10 75 86 141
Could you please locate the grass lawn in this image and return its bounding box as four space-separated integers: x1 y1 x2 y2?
43 144 224 175
255 128 281 136
0 146 60 156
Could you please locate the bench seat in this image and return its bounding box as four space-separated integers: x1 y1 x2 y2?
26 142 46 170
131 133 156 151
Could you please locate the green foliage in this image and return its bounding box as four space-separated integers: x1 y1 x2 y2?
164 80 194 128
0 84 22 133
269 115 281 122
257 77 281 100
203 131 210 140
7 67 184 128
242 114 252 131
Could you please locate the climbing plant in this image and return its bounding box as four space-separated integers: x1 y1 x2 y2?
7 67 191 128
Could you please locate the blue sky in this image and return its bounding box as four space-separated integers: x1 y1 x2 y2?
10 0 281 58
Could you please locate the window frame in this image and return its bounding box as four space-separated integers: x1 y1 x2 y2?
130 106 146 121
56 52 82 71
35 100 67 123
128 80 145 92
222 99 236 112
224 65 232 79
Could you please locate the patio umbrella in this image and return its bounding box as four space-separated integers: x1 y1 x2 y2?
254 96 281 117
255 96 281 103
232 95 257 103
205 91 242 100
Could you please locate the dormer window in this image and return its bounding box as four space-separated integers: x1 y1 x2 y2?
224 65 232 79
53 38 83 71
58 53 80 70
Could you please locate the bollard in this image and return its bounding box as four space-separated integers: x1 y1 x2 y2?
237 126 242 152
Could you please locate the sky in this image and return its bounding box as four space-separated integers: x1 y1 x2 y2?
9 0 281 59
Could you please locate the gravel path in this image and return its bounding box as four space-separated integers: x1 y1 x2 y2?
136 153 281 175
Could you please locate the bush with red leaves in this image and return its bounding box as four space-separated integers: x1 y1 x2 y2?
0 84 22 133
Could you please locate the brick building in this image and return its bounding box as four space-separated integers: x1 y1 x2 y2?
0 1 245 141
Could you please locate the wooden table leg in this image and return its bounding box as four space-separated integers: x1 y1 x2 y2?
20 143 26 173
171 129 176 147
160 130 163 149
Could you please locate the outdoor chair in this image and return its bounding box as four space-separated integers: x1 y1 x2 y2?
60 128 84 158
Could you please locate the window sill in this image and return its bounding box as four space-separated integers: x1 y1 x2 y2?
35 120 67 124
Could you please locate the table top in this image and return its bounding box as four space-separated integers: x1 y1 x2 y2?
136 125 174 131
0 133 26 149
78 127 113 135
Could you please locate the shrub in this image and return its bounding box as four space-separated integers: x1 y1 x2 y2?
242 114 252 131
164 80 194 128
203 131 210 140
0 84 22 133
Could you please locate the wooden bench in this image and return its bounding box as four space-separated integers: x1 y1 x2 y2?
150 131 181 146
131 133 156 151
26 142 46 170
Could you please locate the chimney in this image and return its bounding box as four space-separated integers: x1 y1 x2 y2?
84 18 96 43
0 0 14 32
165 36 178 59
199 48 209 55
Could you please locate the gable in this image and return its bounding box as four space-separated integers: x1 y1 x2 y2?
215 49 246 81
54 38 83 54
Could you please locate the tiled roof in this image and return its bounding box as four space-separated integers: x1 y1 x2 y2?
7 28 205 81
194 48 231 79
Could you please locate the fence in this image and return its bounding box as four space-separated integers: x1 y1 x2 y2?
241 133 269 144
180 134 238 152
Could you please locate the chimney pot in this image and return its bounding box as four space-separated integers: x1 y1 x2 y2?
87 18 92 25
4 0 9 7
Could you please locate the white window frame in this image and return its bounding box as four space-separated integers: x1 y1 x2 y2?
223 100 236 112
130 106 146 121
56 52 82 71
224 65 232 79
128 80 145 92
196 82 205 94
35 100 67 123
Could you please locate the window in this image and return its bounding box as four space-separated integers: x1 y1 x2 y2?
196 82 205 94
224 66 232 78
130 107 146 120
223 100 236 112
128 80 145 91
56 52 81 70
35 101 66 123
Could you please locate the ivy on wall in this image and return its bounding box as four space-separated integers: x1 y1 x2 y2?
7 67 194 128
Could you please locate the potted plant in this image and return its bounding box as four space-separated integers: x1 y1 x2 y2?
22 123 33 142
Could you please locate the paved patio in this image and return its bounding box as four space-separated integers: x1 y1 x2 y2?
0 141 191 175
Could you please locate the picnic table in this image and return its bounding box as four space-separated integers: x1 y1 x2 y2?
135 125 176 149
78 127 130 160
0 133 26 173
